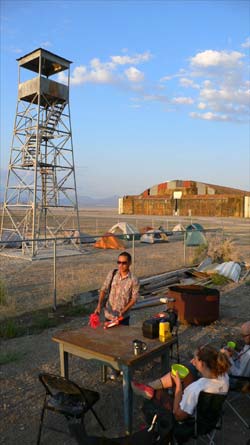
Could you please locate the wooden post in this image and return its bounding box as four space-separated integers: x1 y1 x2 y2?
132 234 135 273
53 239 57 311
183 231 186 266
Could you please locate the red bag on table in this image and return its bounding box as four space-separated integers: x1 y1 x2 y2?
89 313 101 328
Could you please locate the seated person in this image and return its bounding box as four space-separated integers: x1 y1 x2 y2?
221 321 250 377
221 321 250 391
132 345 230 422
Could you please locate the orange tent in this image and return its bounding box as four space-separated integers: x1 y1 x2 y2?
94 232 125 250
140 226 153 234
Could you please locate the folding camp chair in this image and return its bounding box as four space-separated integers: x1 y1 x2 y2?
37 372 105 445
172 391 227 445
226 375 250 429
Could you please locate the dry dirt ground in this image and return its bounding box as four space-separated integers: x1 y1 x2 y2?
0 212 250 444
1 281 250 445
0 212 250 318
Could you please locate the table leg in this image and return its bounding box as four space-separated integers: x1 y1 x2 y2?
59 344 69 378
121 365 133 435
161 348 170 374
101 365 107 382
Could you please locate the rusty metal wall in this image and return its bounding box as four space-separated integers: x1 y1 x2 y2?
122 195 246 217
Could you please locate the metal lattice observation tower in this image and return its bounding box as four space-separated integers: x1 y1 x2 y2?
1 48 80 257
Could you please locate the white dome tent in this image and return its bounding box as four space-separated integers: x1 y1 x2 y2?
109 222 140 240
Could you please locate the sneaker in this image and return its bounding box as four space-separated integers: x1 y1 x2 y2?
131 381 154 399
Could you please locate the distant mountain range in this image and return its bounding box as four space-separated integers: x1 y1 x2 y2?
77 194 119 208
0 186 119 208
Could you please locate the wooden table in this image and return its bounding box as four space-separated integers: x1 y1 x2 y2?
52 326 177 435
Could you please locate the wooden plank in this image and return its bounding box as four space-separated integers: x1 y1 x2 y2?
139 267 190 285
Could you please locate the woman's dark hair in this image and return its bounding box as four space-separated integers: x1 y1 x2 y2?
118 251 132 264
196 345 230 377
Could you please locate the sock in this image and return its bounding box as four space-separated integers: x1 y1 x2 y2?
148 378 163 390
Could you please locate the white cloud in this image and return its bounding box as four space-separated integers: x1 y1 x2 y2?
160 75 173 82
241 37 250 48
179 78 200 89
69 66 87 85
203 80 213 88
58 64 114 85
198 102 206 110
125 67 144 82
190 50 244 69
40 41 52 48
185 49 249 122
142 94 168 103
57 71 68 84
160 69 186 83
90 57 114 71
57 46 249 123
58 51 150 86
89 68 114 84
131 94 168 104
90 58 102 69
172 96 194 105
111 51 152 65
200 87 250 106
190 111 231 122
156 48 249 121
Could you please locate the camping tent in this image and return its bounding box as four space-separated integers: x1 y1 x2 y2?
185 223 206 246
172 224 185 239
78 232 96 244
0 230 22 248
186 223 204 231
63 230 96 244
158 225 172 236
94 233 125 250
140 226 154 234
172 223 185 233
109 222 140 240
140 230 168 244
185 231 207 246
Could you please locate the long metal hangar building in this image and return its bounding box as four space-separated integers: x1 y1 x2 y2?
119 180 250 218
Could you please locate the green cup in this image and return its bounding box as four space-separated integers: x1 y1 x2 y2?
227 341 236 349
171 364 189 379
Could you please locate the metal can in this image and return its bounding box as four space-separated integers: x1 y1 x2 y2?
133 339 147 355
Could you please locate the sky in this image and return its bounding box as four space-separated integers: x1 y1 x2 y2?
0 0 250 198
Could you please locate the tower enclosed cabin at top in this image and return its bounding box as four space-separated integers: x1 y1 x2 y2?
1 48 80 257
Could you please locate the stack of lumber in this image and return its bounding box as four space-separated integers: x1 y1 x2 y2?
133 267 189 310
139 267 190 295
133 267 212 310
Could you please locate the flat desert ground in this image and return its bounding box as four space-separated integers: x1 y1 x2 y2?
0 209 250 444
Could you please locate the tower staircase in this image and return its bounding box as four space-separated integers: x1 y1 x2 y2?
42 102 66 136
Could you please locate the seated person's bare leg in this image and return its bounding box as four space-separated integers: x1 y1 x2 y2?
158 372 173 389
